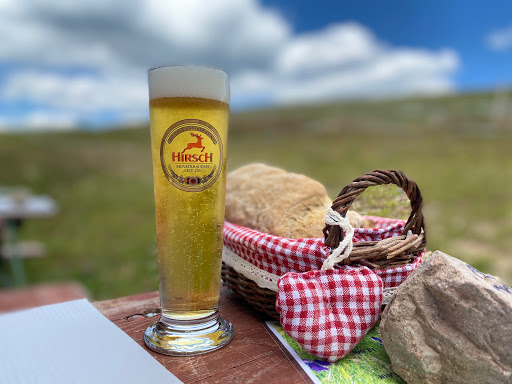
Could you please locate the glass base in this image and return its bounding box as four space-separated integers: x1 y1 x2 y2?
144 310 234 356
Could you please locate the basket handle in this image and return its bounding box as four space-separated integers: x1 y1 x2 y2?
323 169 425 251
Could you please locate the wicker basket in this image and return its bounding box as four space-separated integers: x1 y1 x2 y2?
221 169 426 319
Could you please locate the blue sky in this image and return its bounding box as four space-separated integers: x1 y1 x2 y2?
263 0 512 89
0 0 511 131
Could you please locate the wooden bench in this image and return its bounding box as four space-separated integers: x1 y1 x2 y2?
1 240 46 259
0 194 58 286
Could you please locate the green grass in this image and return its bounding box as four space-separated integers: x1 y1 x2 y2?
270 322 405 383
1 92 511 299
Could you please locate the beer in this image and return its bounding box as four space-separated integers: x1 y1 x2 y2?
149 97 228 318
144 66 233 355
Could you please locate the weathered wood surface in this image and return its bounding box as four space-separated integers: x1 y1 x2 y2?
94 287 313 384
0 282 88 313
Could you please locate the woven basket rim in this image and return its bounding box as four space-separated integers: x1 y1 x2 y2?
225 214 405 242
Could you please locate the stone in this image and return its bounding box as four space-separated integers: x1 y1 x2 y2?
380 250 512 384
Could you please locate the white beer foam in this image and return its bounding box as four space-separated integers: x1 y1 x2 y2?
148 66 229 103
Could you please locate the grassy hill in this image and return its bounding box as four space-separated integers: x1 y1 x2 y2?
1 92 511 299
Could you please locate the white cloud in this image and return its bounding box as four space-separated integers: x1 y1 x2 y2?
0 111 77 132
0 0 288 71
3 71 147 115
24 111 77 131
276 23 378 76
139 0 290 68
232 25 458 105
487 24 512 51
0 0 460 128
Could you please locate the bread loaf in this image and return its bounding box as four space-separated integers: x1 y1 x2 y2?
225 163 368 238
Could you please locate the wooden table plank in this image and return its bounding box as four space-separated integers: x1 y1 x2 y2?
0 282 88 313
94 287 312 384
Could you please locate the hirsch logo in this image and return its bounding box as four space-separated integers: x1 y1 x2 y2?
182 132 205 153
160 119 223 192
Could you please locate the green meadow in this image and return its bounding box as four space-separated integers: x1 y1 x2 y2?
1 92 511 299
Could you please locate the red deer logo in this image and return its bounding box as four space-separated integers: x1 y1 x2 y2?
182 133 205 154
161 119 223 192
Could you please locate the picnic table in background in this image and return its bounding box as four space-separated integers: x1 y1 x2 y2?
0 188 58 286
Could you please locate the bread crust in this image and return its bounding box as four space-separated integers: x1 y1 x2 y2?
225 163 332 238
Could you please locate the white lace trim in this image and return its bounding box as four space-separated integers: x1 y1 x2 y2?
222 247 279 292
223 246 397 304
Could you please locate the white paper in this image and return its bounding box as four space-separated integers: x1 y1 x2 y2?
0 299 182 384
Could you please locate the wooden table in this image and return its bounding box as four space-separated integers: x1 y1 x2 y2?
0 194 58 286
94 286 313 384
0 195 58 220
0 282 89 314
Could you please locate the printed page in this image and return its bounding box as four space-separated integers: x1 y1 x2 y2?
265 321 405 384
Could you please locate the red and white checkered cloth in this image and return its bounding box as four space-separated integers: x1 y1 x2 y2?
276 267 382 362
224 216 422 289
223 216 424 361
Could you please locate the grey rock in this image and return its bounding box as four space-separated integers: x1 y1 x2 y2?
380 250 512 384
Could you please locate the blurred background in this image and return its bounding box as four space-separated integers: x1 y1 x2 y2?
0 0 511 302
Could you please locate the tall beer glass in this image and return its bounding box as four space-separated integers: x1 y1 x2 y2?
144 66 233 355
